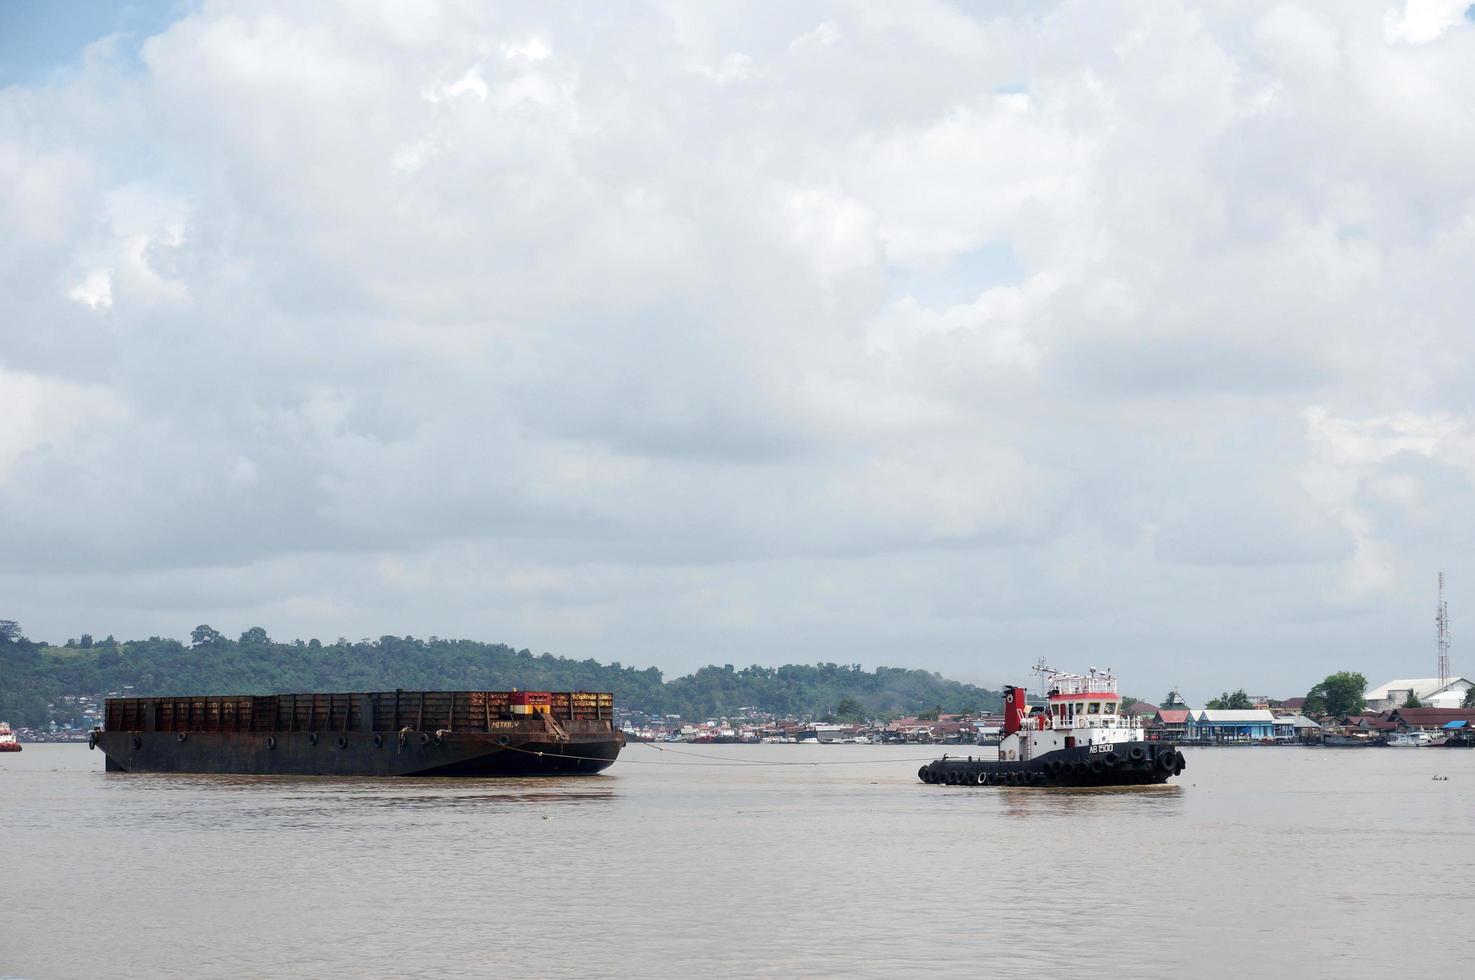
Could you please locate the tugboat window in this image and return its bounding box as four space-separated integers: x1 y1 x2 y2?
1103 703 1116 715
1087 702 1101 714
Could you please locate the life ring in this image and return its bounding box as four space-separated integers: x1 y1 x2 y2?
1090 758 1105 775
373 734 383 748
266 736 276 750
336 734 348 749
497 735 511 746
176 732 188 743
88 731 97 750
1128 746 1146 763
1157 750 1177 772
308 733 319 746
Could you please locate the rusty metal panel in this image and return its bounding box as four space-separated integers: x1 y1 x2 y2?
251 696 277 732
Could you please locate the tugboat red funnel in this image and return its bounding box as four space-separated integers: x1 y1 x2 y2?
1001 686 1027 737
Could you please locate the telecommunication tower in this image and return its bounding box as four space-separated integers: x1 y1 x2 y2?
1436 572 1450 689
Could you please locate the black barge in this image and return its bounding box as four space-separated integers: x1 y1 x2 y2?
92 690 624 776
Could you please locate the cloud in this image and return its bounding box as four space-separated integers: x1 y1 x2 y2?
5 1 1475 699
0 366 126 481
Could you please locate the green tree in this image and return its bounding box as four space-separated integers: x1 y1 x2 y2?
0 620 20 645
917 705 942 721
1305 671 1367 718
1462 687 1475 708
1205 689 1253 710
834 696 865 723
1401 689 1423 709
191 625 225 648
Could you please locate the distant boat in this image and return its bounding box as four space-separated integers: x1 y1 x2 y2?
1386 731 1444 747
812 724 846 744
1322 733 1375 747
0 722 20 753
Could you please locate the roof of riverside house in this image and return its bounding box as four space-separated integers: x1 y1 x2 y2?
1343 714 1399 731
1153 709 1191 724
1124 701 1160 716
1385 707 1475 729
1276 697 1307 710
1192 709 1277 723
1274 714 1321 729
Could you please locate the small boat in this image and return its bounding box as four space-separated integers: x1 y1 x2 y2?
812 724 846 744
1322 733 1375 747
0 722 21 752
918 662 1184 788
1386 731 1444 747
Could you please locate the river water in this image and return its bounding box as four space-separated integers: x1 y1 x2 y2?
3 742 1471 978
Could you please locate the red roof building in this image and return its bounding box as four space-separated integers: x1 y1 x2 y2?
1385 707 1475 731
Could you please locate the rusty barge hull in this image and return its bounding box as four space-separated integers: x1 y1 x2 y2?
96 690 624 777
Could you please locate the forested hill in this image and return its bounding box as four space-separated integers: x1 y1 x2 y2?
0 622 1002 727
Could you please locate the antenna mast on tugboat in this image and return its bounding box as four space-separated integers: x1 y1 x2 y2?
1437 571 1451 689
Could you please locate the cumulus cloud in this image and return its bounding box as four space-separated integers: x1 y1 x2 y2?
4 1 1475 697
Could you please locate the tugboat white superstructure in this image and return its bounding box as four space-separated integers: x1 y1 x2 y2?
918 662 1185 787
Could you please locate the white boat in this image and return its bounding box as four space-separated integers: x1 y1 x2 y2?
812 724 846 744
1387 730 1444 747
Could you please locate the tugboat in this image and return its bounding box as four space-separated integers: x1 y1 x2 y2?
0 721 21 752
918 662 1185 787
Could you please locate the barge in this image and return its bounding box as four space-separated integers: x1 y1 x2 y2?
91 690 624 776
919 662 1185 788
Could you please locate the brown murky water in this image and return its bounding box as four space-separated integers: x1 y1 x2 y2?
3 742 1471 977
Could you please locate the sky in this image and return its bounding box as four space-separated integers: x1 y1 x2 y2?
4 0 1475 700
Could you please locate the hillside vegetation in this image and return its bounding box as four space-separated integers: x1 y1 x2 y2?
0 622 1001 727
